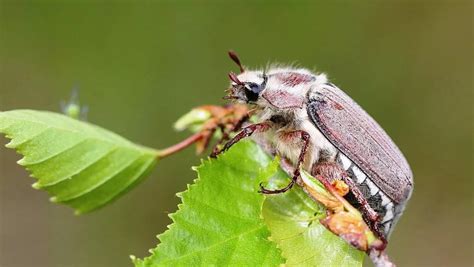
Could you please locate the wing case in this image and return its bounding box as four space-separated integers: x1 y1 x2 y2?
307 84 413 203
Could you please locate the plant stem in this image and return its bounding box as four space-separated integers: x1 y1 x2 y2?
157 132 203 159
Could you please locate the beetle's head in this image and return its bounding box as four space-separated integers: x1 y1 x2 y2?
224 51 267 104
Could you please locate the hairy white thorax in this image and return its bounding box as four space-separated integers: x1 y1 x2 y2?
236 67 338 171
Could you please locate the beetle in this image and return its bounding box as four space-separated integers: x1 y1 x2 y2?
216 51 414 245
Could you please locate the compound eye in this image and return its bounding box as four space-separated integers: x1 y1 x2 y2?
244 83 261 102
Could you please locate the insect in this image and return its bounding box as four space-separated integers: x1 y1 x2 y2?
216 51 414 248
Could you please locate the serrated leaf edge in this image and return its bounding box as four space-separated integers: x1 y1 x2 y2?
133 147 285 266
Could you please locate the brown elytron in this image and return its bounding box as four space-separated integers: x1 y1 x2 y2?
307 85 413 204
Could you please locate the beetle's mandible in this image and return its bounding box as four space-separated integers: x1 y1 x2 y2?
218 51 414 244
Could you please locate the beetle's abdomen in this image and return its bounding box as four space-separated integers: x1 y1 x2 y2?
337 152 405 237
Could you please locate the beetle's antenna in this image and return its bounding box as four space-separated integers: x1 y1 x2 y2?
228 72 243 85
228 50 245 73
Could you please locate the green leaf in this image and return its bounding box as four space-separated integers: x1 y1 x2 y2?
134 140 364 266
0 109 158 214
133 140 284 267
262 166 365 266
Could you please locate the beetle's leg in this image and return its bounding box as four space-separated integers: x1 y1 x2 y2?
312 161 386 243
217 124 231 142
259 130 310 194
219 113 250 145
339 175 379 222
341 175 386 244
229 113 250 136
211 122 271 157
211 114 250 155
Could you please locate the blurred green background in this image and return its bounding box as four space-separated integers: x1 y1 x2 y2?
0 1 472 267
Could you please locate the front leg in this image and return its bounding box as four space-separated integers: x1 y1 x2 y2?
211 114 250 155
211 122 271 157
259 130 310 194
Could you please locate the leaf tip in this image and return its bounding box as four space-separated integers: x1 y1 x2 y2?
130 255 145 267
31 182 41 189
17 158 27 166
5 141 16 149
